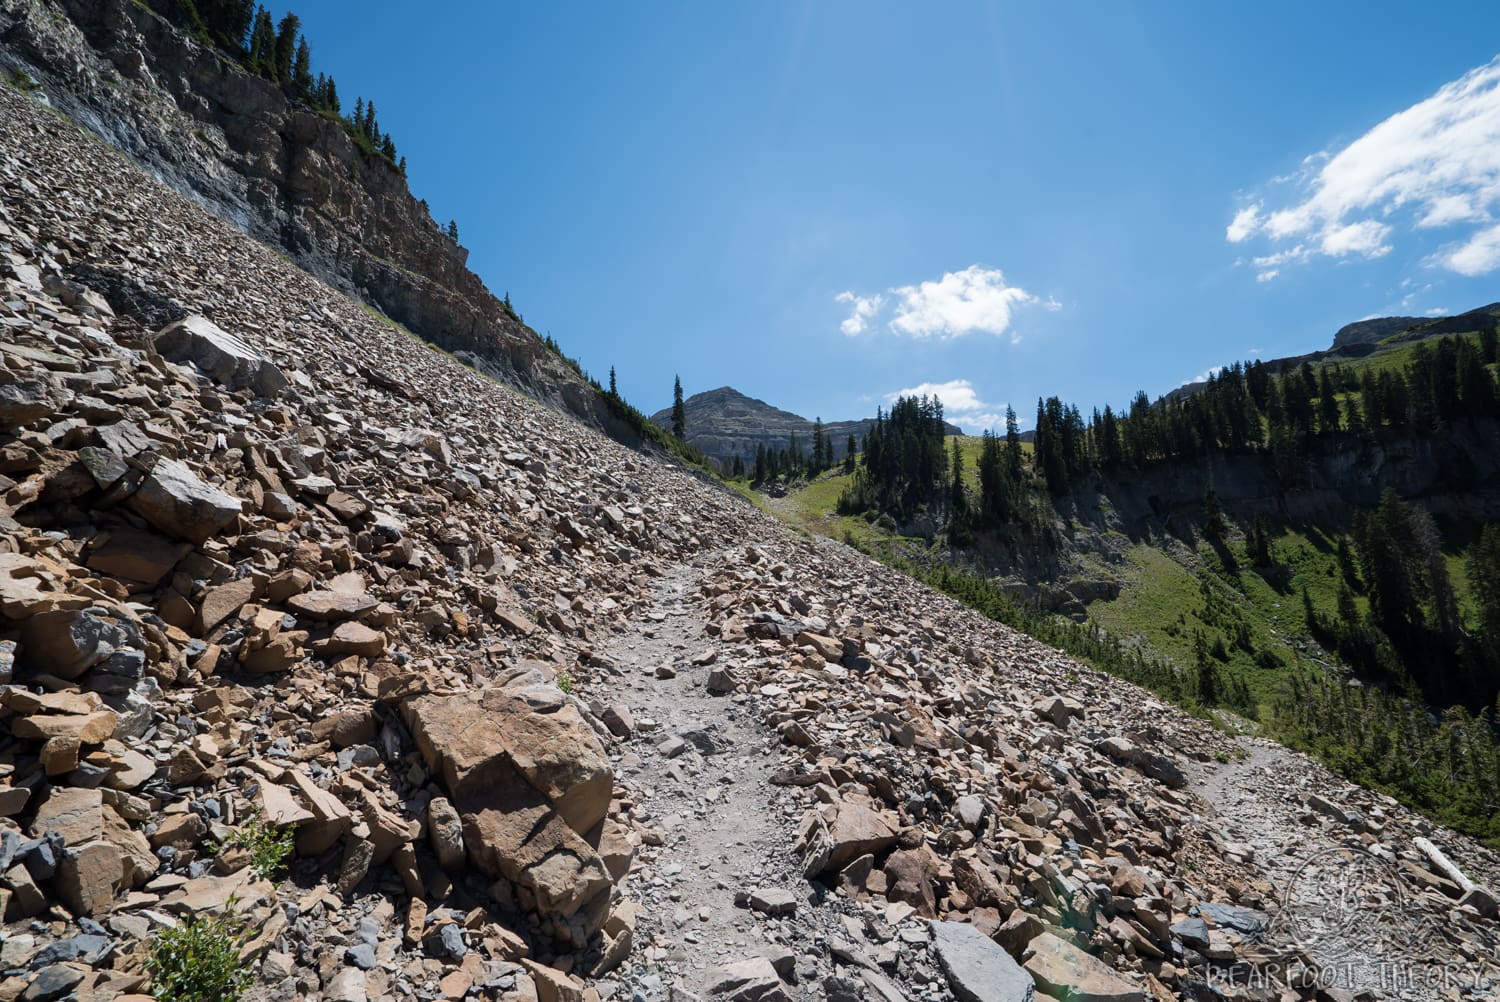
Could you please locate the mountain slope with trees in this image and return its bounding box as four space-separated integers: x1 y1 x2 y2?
750 307 1500 845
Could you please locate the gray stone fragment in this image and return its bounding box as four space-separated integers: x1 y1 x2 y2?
748 886 797 916
704 957 788 1002
931 921 1035 1002
126 456 243 543
1170 916 1209 950
0 379 59 428
154 315 287 397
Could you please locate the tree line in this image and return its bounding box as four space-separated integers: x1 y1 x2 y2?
1033 327 1500 495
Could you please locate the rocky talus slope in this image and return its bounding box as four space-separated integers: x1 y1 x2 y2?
0 0 618 434
0 80 1498 1002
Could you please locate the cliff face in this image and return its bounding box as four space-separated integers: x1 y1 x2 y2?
0 0 618 431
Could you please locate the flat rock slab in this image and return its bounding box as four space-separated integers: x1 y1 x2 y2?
705 957 788 1002
931 921 1035 1002
154 315 287 397
748 887 797 916
287 591 378 621
1023 932 1143 1002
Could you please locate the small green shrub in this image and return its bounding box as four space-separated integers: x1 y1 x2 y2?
6 69 42 93
147 910 252 1002
556 671 575 694
216 809 294 880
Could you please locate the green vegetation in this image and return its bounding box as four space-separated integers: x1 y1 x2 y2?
5 69 42 93
215 810 294 881
747 320 1500 847
147 909 252 1002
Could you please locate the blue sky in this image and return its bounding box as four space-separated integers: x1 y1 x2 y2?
282 2 1500 432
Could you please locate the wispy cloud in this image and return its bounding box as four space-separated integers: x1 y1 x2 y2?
1229 56 1500 279
835 264 1051 339
884 378 1006 432
834 291 885 335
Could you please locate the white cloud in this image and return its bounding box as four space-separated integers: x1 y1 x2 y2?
1256 269 1279 283
889 265 1038 338
1227 203 1262 242
1440 222 1500 275
1229 56 1500 275
835 291 885 336
883 378 1006 432
1425 306 1450 316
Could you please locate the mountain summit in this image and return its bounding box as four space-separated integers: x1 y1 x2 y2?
652 385 962 464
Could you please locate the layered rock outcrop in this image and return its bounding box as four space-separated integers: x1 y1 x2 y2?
0 0 620 434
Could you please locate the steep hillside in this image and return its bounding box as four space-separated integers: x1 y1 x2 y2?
5 75 1498 1002
654 386 960 466
0 0 631 437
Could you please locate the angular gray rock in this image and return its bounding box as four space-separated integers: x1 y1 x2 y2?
705 957 789 1002
930 921 1035 1002
126 456 244 543
154 314 288 397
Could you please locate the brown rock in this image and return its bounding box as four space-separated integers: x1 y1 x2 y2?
13 709 119 744
794 630 844 662
84 528 191 588
196 577 257 634
266 568 313 603
312 707 378 748
799 800 899 877
1024 932 1145 1002
30 787 104 845
57 841 127 916
884 848 938 918
286 591 378 621
126 457 244 544
150 813 208 849
523 960 585 1002
40 734 81 775
406 688 613 837
323 621 386 657
427 796 466 871
0 785 31 817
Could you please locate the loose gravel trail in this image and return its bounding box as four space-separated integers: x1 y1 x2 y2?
597 562 874 1001
1192 737 1460 1002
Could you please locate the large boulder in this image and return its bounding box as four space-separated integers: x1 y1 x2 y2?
153 315 287 397
20 607 139 682
406 688 612 836
126 457 243 544
403 689 617 941
797 799 899 878
931 922 1035 1002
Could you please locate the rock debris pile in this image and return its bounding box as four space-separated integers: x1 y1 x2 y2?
0 68 1497 1002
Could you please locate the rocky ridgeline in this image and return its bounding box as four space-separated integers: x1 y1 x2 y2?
0 66 1498 1002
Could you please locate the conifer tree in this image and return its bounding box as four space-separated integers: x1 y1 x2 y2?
292 38 313 98
608 367 617 397
247 7 275 75
949 438 967 518
671 376 686 441
272 12 300 82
